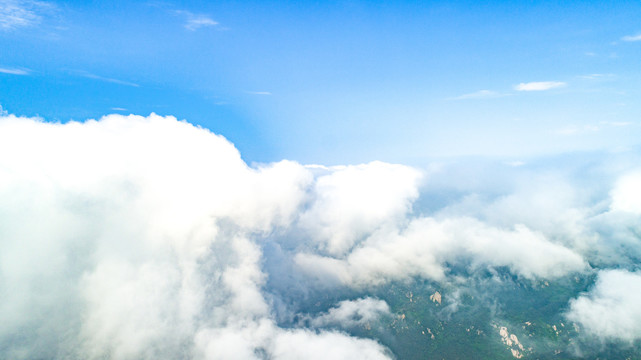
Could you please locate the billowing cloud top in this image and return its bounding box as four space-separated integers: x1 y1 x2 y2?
0 114 390 359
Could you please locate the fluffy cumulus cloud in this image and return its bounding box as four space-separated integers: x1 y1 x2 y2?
298 162 422 256
3 112 640 359
566 270 641 343
0 113 390 359
295 216 586 286
193 320 392 360
310 298 391 328
293 163 587 286
610 171 641 214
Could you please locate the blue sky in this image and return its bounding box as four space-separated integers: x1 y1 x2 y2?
1 0 641 164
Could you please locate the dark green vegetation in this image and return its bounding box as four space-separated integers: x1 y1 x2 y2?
275 267 641 359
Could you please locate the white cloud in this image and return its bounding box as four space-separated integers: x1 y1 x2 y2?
514 81 566 91
621 34 641 42
193 319 392 360
566 269 641 343
280 166 605 290
0 113 390 359
0 67 29 75
310 297 391 328
268 328 392 360
610 171 641 214
296 216 586 286
298 161 422 256
3 110 641 358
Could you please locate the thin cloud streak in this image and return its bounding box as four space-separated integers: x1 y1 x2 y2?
0 67 30 75
555 121 634 136
554 125 600 136
621 34 641 42
578 73 616 80
514 81 566 91
448 89 508 100
185 16 217 31
173 10 218 31
246 91 272 95
599 121 632 127
74 70 140 87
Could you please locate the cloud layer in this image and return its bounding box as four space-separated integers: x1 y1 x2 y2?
1 113 640 358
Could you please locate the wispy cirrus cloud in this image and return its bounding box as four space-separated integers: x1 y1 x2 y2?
578 73 616 80
505 160 526 167
0 0 39 30
448 89 508 100
149 3 220 31
555 121 634 136
0 66 30 75
0 0 54 30
621 33 641 42
246 91 272 95
173 10 218 31
185 15 217 31
514 81 566 91
554 124 600 136
73 70 139 87
600 121 632 127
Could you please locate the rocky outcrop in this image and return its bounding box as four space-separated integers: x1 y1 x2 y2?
497 325 526 359
429 291 442 305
